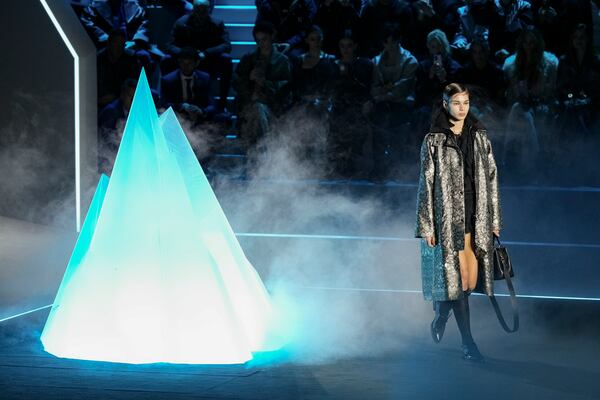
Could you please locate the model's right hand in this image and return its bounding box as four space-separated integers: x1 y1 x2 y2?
426 236 436 247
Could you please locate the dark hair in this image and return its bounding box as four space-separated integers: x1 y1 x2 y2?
339 28 357 43
383 23 402 43
566 23 594 65
253 21 275 38
430 83 473 130
442 82 469 103
306 25 323 39
177 47 199 61
515 27 545 84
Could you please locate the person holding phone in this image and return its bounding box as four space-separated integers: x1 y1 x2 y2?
415 83 502 362
414 30 463 136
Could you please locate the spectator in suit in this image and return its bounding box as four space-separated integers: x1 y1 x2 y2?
233 21 292 145
167 0 233 111
80 0 148 48
161 47 216 124
97 29 138 108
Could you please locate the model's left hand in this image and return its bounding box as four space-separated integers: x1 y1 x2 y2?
492 229 500 238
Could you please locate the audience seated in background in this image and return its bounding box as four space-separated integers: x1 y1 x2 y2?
403 0 441 61
531 0 594 57
161 47 216 125
76 0 600 184
452 0 497 62
255 0 318 58
462 38 506 107
502 27 558 170
491 0 533 63
369 23 418 177
416 29 463 109
97 29 138 108
167 0 233 111
357 0 412 58
233 21 292 145
80 0 149 48
315 0 359 57
329 29 374 177
291 26 337 105
556 23 600 140
286 26 338 162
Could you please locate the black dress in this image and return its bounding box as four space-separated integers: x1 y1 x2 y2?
455 124 476 234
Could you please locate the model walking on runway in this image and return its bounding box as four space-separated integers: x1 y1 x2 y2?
415 83 502 362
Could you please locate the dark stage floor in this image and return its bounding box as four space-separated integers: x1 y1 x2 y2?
1 296 599 400
2 178 600 399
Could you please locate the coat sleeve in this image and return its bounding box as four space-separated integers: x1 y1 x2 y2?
415 135 436 238
486 137 502 231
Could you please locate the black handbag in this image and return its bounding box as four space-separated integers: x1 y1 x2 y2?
489 236 519 333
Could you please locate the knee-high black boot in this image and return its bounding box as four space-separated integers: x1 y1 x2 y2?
431 301 452 343
453 291 484 362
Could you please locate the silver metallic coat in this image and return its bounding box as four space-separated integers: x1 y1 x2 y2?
415 129 502 301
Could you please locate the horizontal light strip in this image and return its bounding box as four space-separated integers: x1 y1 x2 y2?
225 23 254 27
302 286 600 301
237 232 412 242
214 5 256 9
217 176 600 192
3 288 600 325
232 41 255 45
215 154 245 158
0 304 53 323
235 232 600 249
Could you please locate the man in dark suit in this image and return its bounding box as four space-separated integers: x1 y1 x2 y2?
167 0 232 111
161 48 216 124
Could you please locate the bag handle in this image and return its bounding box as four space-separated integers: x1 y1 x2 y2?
489 237 519 333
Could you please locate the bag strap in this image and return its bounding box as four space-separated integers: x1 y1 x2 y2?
489 238 519 333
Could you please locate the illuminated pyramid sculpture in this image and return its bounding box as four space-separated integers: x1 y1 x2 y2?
41 70 276 364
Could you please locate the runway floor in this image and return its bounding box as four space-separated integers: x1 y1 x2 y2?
1 177 600 399
1 295 599 400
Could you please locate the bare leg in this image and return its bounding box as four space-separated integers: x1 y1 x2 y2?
464 233 478 291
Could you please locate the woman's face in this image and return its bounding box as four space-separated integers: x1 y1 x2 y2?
384 36 399 53
427 38 443 56
445 93 470 121
339 38 356 60
306 31 323 51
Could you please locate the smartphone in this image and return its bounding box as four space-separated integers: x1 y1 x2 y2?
433 54 442 67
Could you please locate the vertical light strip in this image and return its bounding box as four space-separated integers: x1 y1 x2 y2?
39 0 82 231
